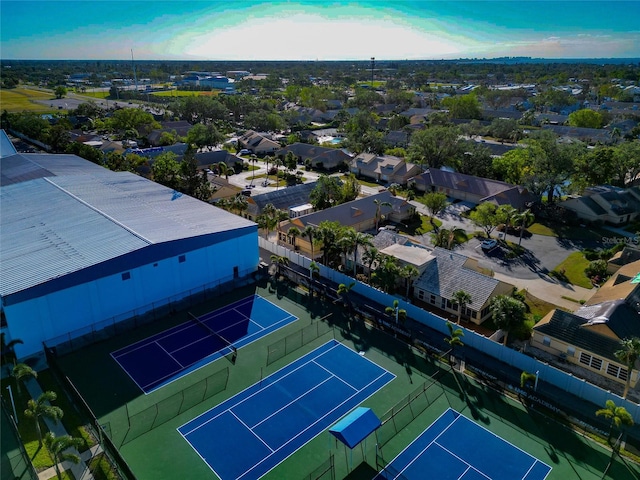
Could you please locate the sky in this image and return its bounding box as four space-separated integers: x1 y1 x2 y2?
1 1 640 61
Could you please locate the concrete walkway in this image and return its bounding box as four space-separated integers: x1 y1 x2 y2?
24 377 102 480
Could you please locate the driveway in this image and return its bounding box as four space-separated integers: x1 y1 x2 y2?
409 200 597 309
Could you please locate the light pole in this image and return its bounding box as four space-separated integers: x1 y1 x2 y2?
6 385 18 423
534 370 540 391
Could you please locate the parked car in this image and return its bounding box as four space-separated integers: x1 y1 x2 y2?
481 239 498 251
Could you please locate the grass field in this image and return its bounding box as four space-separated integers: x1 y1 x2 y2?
49 280 638 480
0 87 58 113
552 251 593 289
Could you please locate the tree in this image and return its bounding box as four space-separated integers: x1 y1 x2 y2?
374 199 392 230
431 227 466 250
309 175 343 210
372 255 400 293
216 161 230 180
469 202 499 238
406 126 462 169
444 321 464 361
337 282 355 309
451 290 472 324
1 333 23 372
614 337 640 399
302 225 318 260
270 254 289 278
514 209 535 246
422 192 448 228
568 109 604 128
399 264 420 300
351 232 373 277
12 363 37 396
496 205 518 238
287 226 301 250
385 299 407 324
151 152 181 190
595 400 634 444
340 174 361 203
186 123 224 150
44 432 84 480
490 295 527 346
24 391 64 447
54 86 67 99
362 246 381 283
441 94 482 120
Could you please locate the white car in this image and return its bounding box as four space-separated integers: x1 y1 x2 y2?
481 239 498 251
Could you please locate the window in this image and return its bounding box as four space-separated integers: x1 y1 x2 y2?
430 295 436 305
417 290 424 300
122 272 131 281
606 364 628 381
542 336 551 346
566 346 575 357
579 352 602 370
178 255 186 263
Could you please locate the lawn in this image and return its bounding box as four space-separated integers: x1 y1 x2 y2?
528 221 608 242
552 252 593 289
399 214 443 235
0 87 58 113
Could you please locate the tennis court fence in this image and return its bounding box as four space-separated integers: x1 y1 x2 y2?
0 397 39 480
302 454 335 480
375 451 410 480
121 367 230 446
266 319 334 366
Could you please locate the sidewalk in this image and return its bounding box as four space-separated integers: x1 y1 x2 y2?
492 271 595 311
24 377 102 480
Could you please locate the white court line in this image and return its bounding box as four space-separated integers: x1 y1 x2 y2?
311 359 358 390
237 369 394 480
229 410 274 453
249 375 338 429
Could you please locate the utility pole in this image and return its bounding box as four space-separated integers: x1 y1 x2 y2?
131 49 138 94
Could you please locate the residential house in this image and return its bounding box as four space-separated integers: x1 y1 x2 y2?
409 169 535 210
531 261 640 391
607 246 640 274
541 125 614 145
146 121 193 146
413 247 515 324
350 153 421 185
238 130 280 155
278 191 415 258
276 143 351 171
561 185 640 225
245 182 318 221
383 130 411 148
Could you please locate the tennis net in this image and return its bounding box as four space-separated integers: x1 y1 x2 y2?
188 312 238 361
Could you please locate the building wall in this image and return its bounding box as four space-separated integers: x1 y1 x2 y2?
530 330 638 389
6 232 258 358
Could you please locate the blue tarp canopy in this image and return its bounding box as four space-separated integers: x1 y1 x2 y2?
328 407 381 449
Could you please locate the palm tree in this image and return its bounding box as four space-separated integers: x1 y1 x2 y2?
1 333 23 372
216 161 230 180
431 227 465 250
258 203 279 240
490 295 527 346
385 299 407 324
444 321 464 362
230 192 248 217
337 282 355 309
12 363 37 395
288 226 301 250
595 399 634 444
371 255 400 293
399 264 419 300
352 232 373 277
302 225 318 260
44 432 84 480
374 199 392 230
24 391 64 447
451 290 472 324
514 209 535 246
337 228 357 272
497 205 518 239
270 254 289 278
362 246 381 283
249 154 257 185
614 337 640 399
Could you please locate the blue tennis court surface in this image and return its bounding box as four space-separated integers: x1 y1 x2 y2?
112 295 296 393
376 408 551 480
179 340 395 480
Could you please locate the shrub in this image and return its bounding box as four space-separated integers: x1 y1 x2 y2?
584 259 607 280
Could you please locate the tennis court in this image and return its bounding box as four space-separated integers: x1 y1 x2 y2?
178 340 395 480
376 408 552 480
112 295 296 393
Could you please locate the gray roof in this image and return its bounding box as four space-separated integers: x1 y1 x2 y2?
413 247 502 308
0 130 17 158
1 154 255 299
1 153 107 186
251 182 318 212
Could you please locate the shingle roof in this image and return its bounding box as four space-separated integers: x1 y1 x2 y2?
413 169 517 200
579 196 608 215
413 247 503 308
251 182 318 212
534 309 624 362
